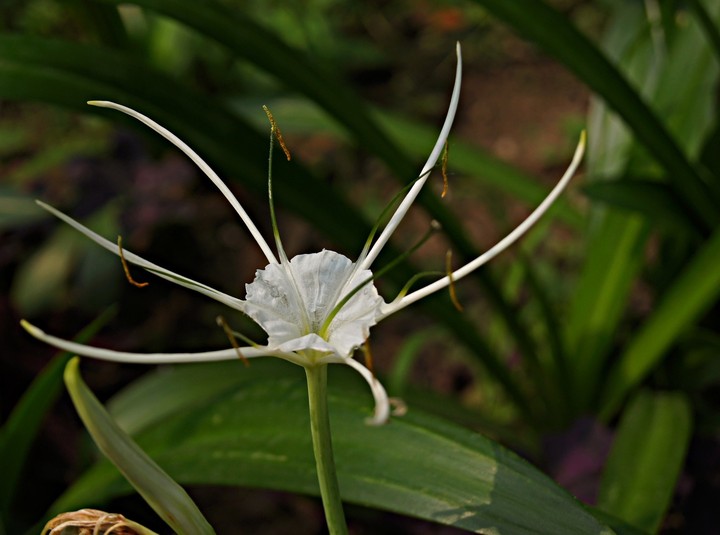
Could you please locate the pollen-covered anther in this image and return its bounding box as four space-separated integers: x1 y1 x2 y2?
117 236 149 288
262 105 291 161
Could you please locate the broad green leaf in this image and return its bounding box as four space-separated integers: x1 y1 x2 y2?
598 391 691 533
52 360 614 534
0 309 115 525
63 358 216 535
601 225 720 417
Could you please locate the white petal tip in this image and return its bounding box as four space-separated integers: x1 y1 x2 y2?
87 100 112 107
20 319 45 339
364 415 388 427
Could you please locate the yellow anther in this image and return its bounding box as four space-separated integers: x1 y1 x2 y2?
445 250 464 312
117 236 148 288
216 315 249 367
441 140 449 198
262 105 291 161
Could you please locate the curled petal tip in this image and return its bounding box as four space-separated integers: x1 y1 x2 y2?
343 357 391 426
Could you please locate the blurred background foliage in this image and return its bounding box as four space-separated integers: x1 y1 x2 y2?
1 0 719 533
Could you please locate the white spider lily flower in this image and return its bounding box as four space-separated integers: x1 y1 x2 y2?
21 44 585 425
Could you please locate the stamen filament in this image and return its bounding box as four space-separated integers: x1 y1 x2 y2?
216 315 249 366
391 270 444 302
263 105 288 263
446 250 464 312
319 221 440 338
356 167 435 267
262 106 312 333
117 236 149 288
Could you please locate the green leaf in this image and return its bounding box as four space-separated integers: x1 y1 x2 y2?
601 225 720 417
63 358 216 535
565 0 719 412
686 0 720 73
598 391 691 533
52 360 614 534
567 213 649 411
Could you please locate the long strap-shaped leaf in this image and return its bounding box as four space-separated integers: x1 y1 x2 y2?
469 0 719 232
64 358 216 534
51 360 616 535
600 225 720 417
598 390 692 534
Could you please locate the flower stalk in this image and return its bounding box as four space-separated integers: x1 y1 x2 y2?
305 362 348 535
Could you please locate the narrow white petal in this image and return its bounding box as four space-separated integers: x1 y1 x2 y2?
21 320 296 365
380 131 586 319
336 357 390 426
87 100 278 265
359 43 462 271
36 201 246 312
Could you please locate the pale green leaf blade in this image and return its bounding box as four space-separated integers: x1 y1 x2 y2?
63 358 216 535
601 225 720 416
598 391 691 533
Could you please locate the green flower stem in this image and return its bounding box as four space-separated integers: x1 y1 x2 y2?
305 363 349 535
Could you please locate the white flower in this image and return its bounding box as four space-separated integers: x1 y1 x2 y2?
21 44 585 425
